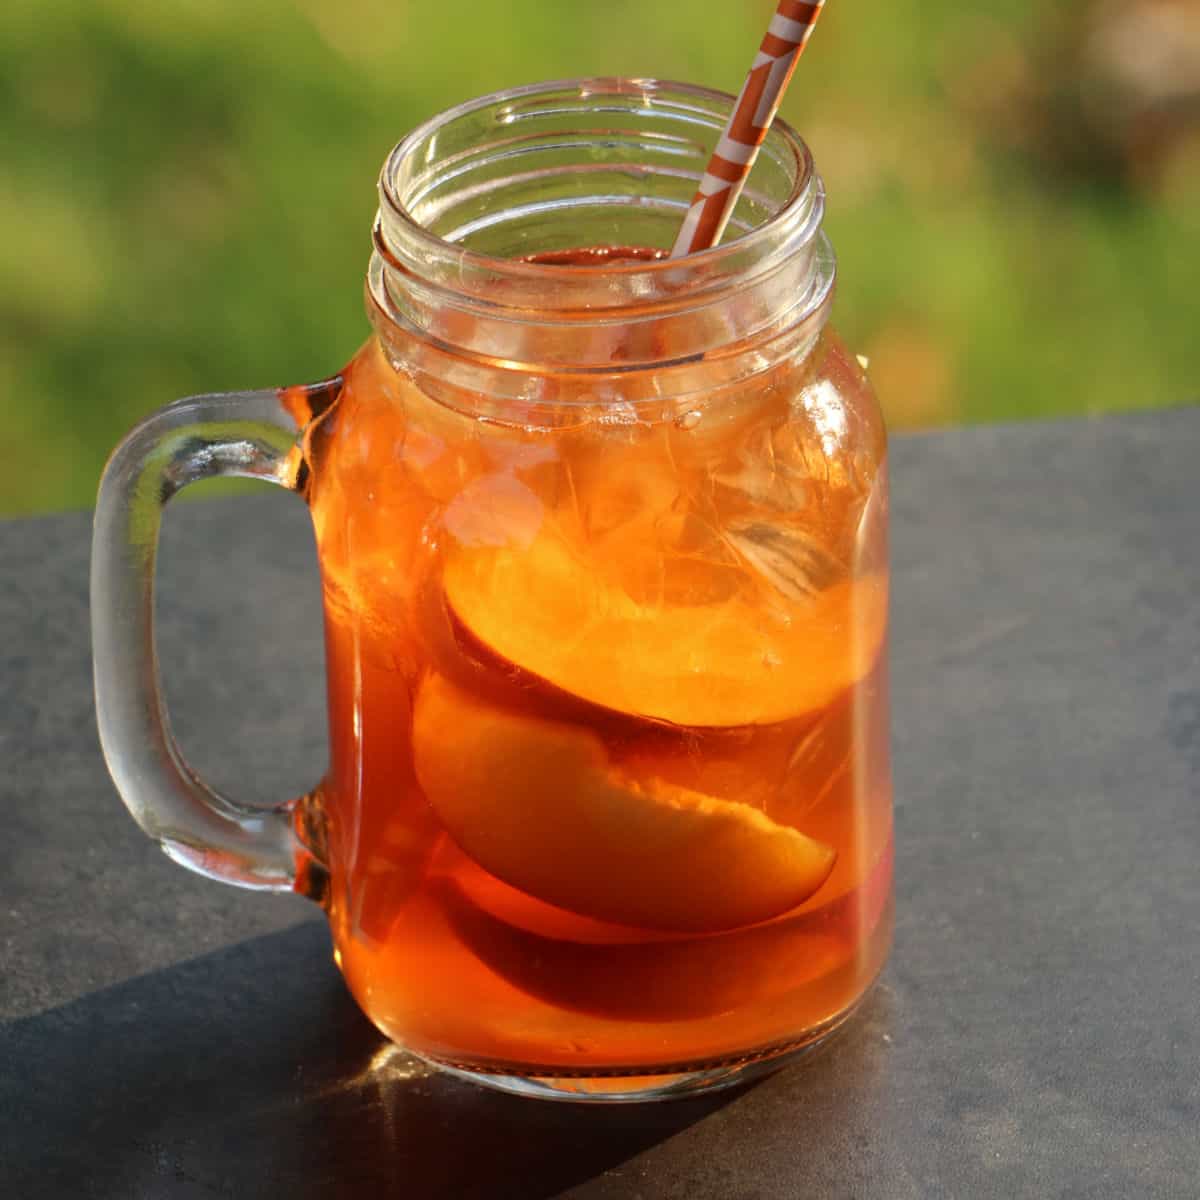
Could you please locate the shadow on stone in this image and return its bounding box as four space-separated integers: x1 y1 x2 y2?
1 922 789 1198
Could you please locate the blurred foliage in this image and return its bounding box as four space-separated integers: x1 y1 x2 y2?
0 0 1197 515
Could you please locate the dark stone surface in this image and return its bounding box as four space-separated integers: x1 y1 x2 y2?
3 408 1198 1197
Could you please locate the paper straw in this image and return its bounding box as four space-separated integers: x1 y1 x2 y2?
670 0 828 258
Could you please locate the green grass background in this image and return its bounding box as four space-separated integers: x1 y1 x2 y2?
1 0 1196 515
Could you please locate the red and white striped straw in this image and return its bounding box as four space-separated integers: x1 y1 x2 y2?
670 0 828 258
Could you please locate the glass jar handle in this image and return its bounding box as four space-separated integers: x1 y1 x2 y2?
91 383 336 891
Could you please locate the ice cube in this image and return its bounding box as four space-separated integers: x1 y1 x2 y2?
722 519 845 602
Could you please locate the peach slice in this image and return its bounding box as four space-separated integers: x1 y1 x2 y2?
437 876 845 1022
411 674 835 932
442 532 886 727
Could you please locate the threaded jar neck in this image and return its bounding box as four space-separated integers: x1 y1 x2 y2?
367 78 835 409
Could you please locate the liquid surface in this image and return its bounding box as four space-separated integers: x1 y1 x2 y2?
519 245 669 267
298 250 892 1075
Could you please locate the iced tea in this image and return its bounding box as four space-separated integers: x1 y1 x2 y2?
295 249 892 1081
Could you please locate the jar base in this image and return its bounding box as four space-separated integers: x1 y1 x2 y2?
412 1001 865 1104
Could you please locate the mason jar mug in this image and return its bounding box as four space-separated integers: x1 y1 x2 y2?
92 79 893 1102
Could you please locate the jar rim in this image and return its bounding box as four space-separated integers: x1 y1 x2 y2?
378 76 814 284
